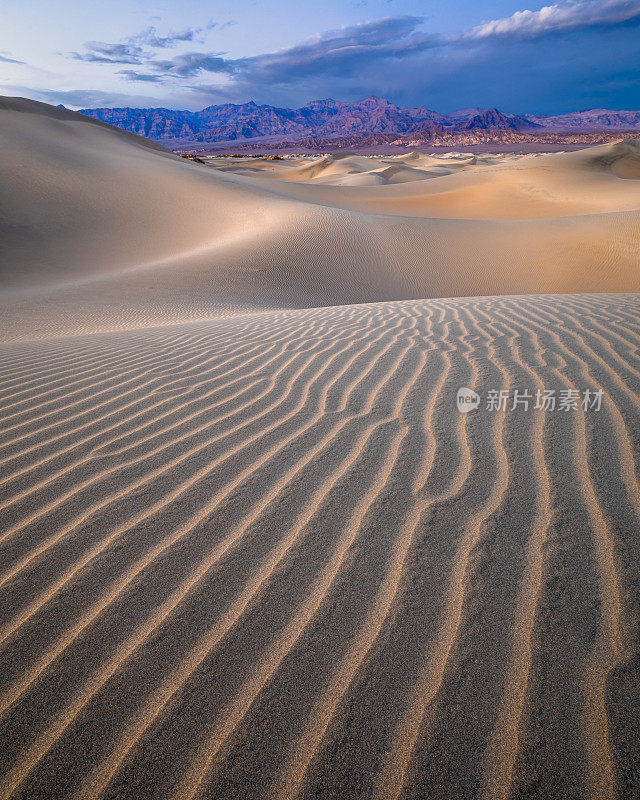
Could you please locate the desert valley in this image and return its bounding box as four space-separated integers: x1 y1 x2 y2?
1 93 640 800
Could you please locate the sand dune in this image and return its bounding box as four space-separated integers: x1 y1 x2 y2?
1 295 640 800
1 98 639 340
2 98 640 800
219 142 640 219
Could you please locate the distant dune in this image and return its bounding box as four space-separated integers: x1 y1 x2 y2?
1 98 640 800
1 98 640 340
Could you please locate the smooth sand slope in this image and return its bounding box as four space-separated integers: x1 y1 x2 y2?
213 146 640 219
1 99 640 800
1 98 640 339
1 295 640 800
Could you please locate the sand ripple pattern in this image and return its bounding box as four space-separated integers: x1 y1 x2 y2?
1 295 639 800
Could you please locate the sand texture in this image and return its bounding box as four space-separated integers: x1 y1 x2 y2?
1 98 640 800
2 295 640 800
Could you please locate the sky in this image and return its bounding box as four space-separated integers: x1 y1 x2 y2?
1 0 640 113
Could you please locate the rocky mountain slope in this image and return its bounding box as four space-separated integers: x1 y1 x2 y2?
76 96 640 147
77 97 537 144
529 108 640 130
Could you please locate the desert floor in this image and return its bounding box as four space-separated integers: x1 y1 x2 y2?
1 98 640 800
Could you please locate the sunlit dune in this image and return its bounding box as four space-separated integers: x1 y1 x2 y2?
210 142 640 219
1 97 640 340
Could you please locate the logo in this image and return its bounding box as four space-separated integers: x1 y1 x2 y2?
457 387 480 413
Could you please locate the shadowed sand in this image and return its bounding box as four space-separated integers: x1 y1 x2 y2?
1 98 640 340
1 99 640 800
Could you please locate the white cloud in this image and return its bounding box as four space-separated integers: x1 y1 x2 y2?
468 0 640 40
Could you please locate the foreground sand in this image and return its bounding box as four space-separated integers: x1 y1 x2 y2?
1 294 640 800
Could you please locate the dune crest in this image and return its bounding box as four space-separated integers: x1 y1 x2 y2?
1 98 639 341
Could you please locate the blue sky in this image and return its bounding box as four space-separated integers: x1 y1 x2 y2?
1 0 639 112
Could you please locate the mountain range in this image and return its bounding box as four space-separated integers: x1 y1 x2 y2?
76 96 640 147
